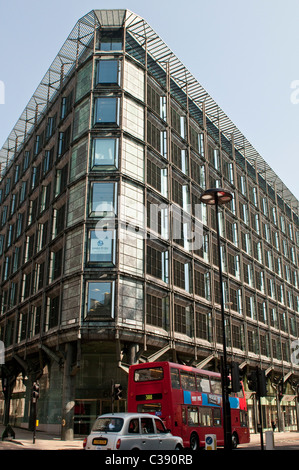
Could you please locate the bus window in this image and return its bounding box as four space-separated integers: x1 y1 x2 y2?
137 403 162 414
170 368 180 389
196 374 210 393
210 377 222 395
187 407 199 426
180 371 196 391
213 407 221 426
134 367 163 382
199 407 212 426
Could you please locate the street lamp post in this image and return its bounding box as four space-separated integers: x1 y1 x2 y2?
200 188 233 451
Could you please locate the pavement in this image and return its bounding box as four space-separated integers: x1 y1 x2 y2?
238 431 299 450
0 424 84 450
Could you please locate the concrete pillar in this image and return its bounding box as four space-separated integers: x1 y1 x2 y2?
61 343 76 440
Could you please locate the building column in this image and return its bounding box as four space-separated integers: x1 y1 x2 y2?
61 342 76 440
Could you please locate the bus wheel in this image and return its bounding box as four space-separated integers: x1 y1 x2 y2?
190 433 199 451
232 433 238 449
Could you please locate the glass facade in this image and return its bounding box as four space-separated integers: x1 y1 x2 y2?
0 10 298 436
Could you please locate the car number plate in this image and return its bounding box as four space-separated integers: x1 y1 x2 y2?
92 438 107 446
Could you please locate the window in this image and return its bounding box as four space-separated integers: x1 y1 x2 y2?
134 367 163 382
10 194 16 216
86 281 114 319
20 180 28 202
141 417 154 434
187 407 199 426
55 165 68 197
196 375 210 393
147 120 167 158
146 244 169 283
180 371 196 391
155 418 167 433
129 419 140 434
99 31 123 51
170 368 180 389
45 115 56 141
23 151 30 173
173 259 192 292
50 249 63 281
91 138 118 169
30 305 41 337
146 292 169 329
52 205 65 238
4 178 11 197
195 309 212 340
60 91 73 120
174 302 192 336
210 378 222 395
147 158 168 196
1 206 7 227
57 126 71 157
89 182 117 217
14 165 20 184
88 229 115 265
47 295 60 330
213 408 221 426
94 97 119 124
97 60 119 84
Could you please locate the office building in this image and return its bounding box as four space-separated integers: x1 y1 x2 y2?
0 9 298 436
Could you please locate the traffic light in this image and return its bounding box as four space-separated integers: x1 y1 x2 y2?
247 368 267 397
114 383 122 400
247 369 257 392
230 362 242 393
278 382 283 401
32 381 40 402
256 368 267 397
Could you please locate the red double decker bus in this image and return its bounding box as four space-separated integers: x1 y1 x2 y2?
127 361 250 449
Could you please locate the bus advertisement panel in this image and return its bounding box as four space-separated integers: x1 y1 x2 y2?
127 361 250 450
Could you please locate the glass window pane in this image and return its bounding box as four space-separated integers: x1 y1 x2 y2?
100 33 123 51
92 138 118 169
90 182 117 217
86 281 114 318
88 229 115 264
97 60 119 84
94 97 118 124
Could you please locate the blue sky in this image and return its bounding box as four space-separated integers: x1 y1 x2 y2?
0 0 298 199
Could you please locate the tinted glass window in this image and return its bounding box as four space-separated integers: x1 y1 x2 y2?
90 182 117 217
97 60 119 84
86 281 114 318
94 97 118 124
92 138 118 169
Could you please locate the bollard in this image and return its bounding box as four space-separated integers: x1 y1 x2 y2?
265 430 275 450
205 434 217 450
